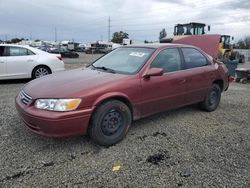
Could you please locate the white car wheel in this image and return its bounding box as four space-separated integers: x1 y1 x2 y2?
32 66 51 79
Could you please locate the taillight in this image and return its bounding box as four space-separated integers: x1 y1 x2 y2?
57 56 63 61
228 75 234 83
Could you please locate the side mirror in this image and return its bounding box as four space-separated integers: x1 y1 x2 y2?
143 68 164 79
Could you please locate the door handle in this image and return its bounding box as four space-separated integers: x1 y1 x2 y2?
27 59 34 62
0 61 4 63
179 79 186 84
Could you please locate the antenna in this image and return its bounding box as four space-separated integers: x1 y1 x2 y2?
108 16 111 42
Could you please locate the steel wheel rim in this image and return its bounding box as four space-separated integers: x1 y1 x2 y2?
209 90 218 106
35 68 49 78
101 109 124 136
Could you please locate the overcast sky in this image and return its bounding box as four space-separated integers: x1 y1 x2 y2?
0 0 249 42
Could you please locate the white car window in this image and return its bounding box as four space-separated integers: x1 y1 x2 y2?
27 49 35 55
0 46 5 56
9 47 34 56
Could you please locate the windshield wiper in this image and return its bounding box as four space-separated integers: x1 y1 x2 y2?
92 65 116 73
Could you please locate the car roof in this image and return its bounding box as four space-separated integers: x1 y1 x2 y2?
0 44 37 50
121 43 193 49
0 44 49 55
0 44 29 47
120 43 212 59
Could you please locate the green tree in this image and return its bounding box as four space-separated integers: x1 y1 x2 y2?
235 36 250 49
10 38 22 43
144 40 153 43
159 28 167 41
111 31 129 44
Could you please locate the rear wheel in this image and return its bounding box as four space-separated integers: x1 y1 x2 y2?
89 100 132 146
240 78 247 84
32 66 51 79
200 84 221 112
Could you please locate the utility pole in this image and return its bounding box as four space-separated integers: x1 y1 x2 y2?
108 16 110 42
55 27 57 42
30 32 32 40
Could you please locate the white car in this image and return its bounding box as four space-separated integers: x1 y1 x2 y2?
0 44 65 80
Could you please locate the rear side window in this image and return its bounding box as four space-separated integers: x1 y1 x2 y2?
150 48 182 73
182 48 209 69
27 49 35 55
9 47 35 56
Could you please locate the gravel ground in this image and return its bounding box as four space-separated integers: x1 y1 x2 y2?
63 53 103 69
0 57 249 187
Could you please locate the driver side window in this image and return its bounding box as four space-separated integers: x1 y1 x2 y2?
150 48 182 73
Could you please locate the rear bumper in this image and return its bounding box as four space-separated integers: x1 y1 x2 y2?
15 96 92 138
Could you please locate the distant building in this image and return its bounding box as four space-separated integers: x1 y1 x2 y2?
18 40 42 47
234 49 250 62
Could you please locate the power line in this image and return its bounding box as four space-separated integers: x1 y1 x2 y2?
55 27 57 42
111 22 170 28
110 2 226 23
71 2 227 29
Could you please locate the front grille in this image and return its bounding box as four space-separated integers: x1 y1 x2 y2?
19 90 32 105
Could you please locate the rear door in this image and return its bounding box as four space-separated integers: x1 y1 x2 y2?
0 46 7 78
141 48 187 116
180 47 215 104
5 46 37 78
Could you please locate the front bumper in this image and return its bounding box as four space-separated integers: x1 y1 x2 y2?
15 96 92 138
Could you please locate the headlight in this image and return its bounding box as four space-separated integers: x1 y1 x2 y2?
35 99 81 111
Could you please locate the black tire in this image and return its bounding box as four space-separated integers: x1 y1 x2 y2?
75 53 79 58
240 78 247 84
32 66 51 79
89 100 132 146
235 78 240 82
200 84 221 112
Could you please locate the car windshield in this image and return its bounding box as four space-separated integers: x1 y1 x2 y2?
91 47 155 74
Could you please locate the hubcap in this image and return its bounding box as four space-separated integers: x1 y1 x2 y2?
35 68 49 78
209 90 218 105
101 109 123 136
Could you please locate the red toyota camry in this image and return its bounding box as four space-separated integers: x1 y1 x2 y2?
15 44 230 146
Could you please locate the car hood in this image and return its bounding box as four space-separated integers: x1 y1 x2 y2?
23 68 129 99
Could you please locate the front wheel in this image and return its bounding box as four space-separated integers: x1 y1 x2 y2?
200 84 221 112
89 100 132 146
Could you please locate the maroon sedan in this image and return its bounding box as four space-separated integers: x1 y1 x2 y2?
15 44 230 146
